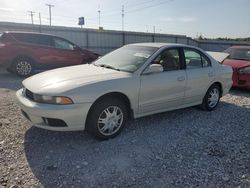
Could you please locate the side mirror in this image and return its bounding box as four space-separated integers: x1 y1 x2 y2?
143 64 163 75
73 45 81 51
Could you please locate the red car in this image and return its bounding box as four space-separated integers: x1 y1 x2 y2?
223 46 250 90
0 31 99 76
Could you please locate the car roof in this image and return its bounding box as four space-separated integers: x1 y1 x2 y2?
129 42 194 48
4 31 55 37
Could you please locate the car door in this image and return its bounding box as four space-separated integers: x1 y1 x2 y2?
183 48 215 105
139 48 186 115
50 37 86 66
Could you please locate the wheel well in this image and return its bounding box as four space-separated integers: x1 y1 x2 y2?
212 82 223 97
86 92 133 123
12 55 34 65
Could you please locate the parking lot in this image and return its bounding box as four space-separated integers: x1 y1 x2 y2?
0 68 250 188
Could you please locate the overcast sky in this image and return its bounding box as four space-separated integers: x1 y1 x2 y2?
0 0 249 38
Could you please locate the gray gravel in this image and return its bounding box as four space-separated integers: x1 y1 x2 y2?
0 69 250 188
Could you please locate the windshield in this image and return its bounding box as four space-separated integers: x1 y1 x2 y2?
93 45 158 73
225 48 250 61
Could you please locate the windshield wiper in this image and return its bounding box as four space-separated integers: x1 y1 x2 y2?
96 64 120 71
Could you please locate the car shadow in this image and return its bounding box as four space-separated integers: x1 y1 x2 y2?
0 68 24 90
230 88 250 97
24 100 250 187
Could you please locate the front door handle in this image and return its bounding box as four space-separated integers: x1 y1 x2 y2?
208 72 214 77
177 76 185 81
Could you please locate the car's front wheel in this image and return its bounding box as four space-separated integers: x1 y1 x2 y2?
86 97 128 140
201 84 221 111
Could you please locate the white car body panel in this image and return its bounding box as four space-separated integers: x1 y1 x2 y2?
16 43 233 131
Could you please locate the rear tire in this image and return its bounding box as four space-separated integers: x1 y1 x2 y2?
201 84 221 111
12 57 34 77
86 97 128 140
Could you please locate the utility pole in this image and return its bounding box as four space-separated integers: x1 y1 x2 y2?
98 5 101 28
153 26 156 34
122 5 124 31
28 11 35 25
45 4 54 26
39 12 42 32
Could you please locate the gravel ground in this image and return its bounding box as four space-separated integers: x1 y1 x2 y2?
0 69 250 188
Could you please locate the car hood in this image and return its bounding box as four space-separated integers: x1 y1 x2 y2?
223 59 250 69
23 64 131 94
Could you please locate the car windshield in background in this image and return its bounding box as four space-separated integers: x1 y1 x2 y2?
225 48 250 61
93 45 158 73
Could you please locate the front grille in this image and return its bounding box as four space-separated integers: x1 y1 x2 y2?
25 89 34 101
238 80 246 85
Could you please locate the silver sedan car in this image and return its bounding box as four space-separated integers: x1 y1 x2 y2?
16 43 233 139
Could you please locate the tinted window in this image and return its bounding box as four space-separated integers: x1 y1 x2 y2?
225 48 250 61
12 33 52 46
53 38 74 50
184 49 211 69
152 48 181 71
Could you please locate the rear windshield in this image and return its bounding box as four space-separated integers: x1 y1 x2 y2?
225 48 250 61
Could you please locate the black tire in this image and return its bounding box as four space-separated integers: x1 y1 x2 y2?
86 97 128 140
201 84 221 111
12 57 34 77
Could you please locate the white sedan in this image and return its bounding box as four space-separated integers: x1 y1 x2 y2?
16 43 232 140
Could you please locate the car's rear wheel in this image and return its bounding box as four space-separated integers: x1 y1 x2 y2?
12 57 34 77
86 97 128 140
201 84 221 111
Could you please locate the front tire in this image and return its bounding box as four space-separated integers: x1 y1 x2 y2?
201 84 221 111
12 57 34 77
86 97 128 140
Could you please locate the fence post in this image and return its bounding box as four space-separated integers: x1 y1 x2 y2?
122 32 125 45
86 30 89 49
152 34 155 42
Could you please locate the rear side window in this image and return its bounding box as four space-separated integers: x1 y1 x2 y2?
184 48 211 69
12 33 52 47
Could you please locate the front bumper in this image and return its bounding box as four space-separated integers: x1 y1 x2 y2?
15 89 93 131
232 73 250 89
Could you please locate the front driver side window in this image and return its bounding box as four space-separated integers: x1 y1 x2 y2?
53 38 74 50
152 49 181 71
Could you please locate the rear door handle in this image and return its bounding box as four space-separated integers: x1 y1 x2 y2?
177 76 185 81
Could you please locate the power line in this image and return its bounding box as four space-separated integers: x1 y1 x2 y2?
126 0 173 14
27 11 35 24
45 4 54 26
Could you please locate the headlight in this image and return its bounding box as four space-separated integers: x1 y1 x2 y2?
239 67 250 74
33 94 73 105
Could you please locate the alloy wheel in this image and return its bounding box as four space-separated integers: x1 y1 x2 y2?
97 106 123 136
208 88 220 108
16 61 32 76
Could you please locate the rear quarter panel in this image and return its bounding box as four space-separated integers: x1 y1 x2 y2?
213 62 233 95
